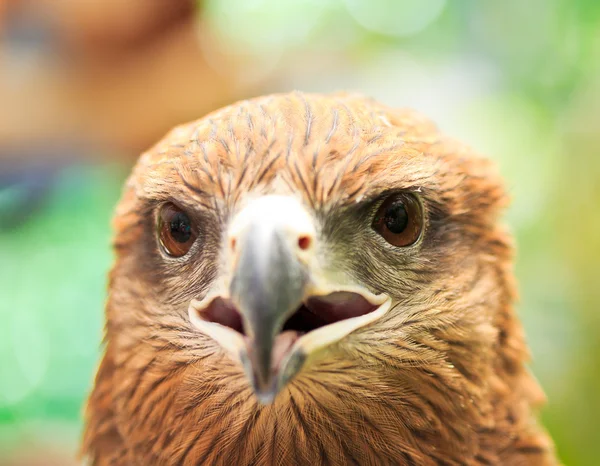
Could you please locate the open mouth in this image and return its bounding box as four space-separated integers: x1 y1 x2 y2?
189 290 390 372
197 292 379 336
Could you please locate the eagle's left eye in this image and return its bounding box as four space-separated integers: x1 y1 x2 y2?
157 203 198 257
372 193 423 247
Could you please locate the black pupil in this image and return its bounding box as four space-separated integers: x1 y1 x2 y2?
169 212 192 243
384 201 409 234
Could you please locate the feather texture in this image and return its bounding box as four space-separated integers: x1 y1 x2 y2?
82 92 557 465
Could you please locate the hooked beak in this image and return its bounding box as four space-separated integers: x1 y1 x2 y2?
189 195 391 403
229 196 311 397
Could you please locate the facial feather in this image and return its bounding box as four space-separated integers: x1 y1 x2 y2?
82 92 557 465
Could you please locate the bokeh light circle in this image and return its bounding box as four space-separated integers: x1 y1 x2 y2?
0 304 49 406
344 0 446 37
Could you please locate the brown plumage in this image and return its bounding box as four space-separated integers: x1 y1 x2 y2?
82 92 557 465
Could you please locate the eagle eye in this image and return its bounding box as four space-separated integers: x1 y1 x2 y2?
157 203 198 257
372 193 423 247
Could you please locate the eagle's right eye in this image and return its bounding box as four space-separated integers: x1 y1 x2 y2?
157 203 198 257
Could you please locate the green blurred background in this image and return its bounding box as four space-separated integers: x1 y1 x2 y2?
1 0 598 464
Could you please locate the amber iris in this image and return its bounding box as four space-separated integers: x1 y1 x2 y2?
157 203 197 257
372 193 423 247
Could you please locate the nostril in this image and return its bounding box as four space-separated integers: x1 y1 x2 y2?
298 235 311 251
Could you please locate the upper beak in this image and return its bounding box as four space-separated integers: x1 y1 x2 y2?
228 196 313 398
188 195 392 403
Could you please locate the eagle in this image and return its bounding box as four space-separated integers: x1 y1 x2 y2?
82 92 557 465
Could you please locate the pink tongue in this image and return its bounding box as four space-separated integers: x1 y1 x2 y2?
272 331 300 370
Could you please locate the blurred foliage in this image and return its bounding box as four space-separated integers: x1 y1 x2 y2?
1 0 599 464
0 165 127 457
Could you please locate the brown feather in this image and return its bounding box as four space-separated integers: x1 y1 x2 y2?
82 92 557 465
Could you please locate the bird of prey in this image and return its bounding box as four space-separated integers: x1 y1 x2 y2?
82 92 557 465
